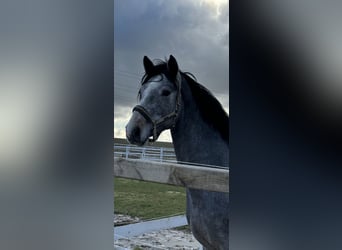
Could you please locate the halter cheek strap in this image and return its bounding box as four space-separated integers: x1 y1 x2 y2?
133 73 182 142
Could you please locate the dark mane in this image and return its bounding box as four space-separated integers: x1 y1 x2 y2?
181 72 229 144
141 59 229 143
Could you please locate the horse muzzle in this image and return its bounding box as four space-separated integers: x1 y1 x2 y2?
126 111 154 146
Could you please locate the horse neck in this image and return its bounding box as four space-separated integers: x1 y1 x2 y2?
170 80 229 168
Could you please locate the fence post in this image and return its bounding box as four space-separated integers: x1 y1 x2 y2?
160 147 163 162
142 147 146 160
125 146 129 159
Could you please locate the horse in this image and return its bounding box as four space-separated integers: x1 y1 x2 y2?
126 55 229 250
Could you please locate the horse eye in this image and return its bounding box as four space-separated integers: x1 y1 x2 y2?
161 89 171 96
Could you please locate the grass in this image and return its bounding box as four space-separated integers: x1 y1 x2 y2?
114 177 186 220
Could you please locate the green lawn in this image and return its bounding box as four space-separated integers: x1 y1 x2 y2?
114 177 186 220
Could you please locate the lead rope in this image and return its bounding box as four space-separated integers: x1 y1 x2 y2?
152 122 157 142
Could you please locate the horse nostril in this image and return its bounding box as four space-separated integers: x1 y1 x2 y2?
132 127 141 141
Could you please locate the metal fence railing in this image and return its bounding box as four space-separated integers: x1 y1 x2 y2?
114 143 176 163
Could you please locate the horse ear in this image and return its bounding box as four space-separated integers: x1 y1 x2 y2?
143 56 154 75
167 55 179 78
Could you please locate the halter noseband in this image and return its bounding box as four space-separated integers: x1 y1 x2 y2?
132 73 182 142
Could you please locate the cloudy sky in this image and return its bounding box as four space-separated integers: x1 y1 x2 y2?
114 0 229 141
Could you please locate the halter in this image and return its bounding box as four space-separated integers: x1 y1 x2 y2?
132 73 182 142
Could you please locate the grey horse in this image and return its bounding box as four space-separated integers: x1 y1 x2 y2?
126 55 229 250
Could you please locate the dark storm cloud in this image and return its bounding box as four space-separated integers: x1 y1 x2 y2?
114 0 229 138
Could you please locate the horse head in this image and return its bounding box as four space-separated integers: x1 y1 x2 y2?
126 55 182 145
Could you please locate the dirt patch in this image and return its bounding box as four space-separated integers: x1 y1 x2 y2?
114 214 202 250
115 214 141 226
114 228 201 250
